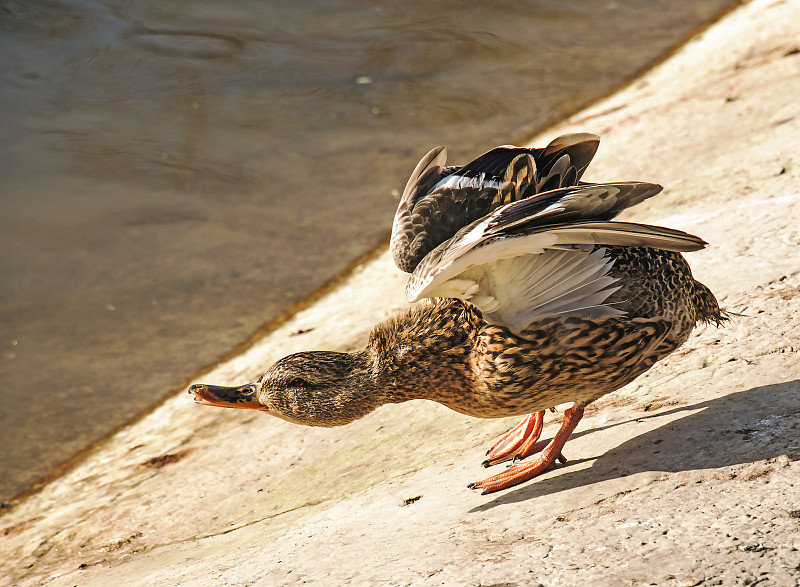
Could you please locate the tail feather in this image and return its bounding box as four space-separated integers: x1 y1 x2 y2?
693 281 728 326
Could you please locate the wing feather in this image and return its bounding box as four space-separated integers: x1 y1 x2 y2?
406 188 707 331
391 134 601 273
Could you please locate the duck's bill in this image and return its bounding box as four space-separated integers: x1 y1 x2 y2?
188 383 266 410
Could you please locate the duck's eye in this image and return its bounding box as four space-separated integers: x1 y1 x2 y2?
287 377 308 388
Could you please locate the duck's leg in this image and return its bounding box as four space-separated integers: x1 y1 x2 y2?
483 411 545 467
469 406 584 494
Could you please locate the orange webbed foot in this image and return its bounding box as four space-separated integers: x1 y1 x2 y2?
483 411 546 467
470 406 585 495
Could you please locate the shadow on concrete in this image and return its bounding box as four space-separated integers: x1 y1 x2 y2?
470 379 800 512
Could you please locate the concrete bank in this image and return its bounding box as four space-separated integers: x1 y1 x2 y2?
2 0 800 584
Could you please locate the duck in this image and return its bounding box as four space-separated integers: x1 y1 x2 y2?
189 133 725 494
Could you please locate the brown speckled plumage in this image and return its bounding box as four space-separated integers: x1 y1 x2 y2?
189 134 725 494
366 245 722 419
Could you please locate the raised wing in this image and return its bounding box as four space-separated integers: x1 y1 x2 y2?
406 183 706 332
390 134 600 273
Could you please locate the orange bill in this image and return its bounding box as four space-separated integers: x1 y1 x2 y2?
188 383 266 410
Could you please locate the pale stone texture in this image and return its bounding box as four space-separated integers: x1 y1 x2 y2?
2 0 800 584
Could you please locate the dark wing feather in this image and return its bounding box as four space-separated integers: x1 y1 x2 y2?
392 181 506 273
532 132 599 193
391 134 600 273
390 146 448 273
485 182 664 234
455 145 543 178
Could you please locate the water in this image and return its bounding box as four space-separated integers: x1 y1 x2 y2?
0 0 734 502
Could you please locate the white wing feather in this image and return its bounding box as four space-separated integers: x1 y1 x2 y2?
417 248 622 332
407 218 705 332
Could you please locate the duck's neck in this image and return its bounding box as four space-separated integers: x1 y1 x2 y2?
366 299 479 405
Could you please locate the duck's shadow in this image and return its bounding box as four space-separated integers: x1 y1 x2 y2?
470 379 800 512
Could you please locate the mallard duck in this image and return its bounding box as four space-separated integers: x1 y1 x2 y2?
189 133 725 494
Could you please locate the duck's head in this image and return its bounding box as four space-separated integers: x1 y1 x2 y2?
189 350 381 427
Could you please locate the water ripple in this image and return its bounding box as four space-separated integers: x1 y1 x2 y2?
128 28 245 60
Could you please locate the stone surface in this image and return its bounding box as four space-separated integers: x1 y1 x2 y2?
2 0 800 584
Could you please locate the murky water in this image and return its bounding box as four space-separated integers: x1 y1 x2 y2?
0 0 734 501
